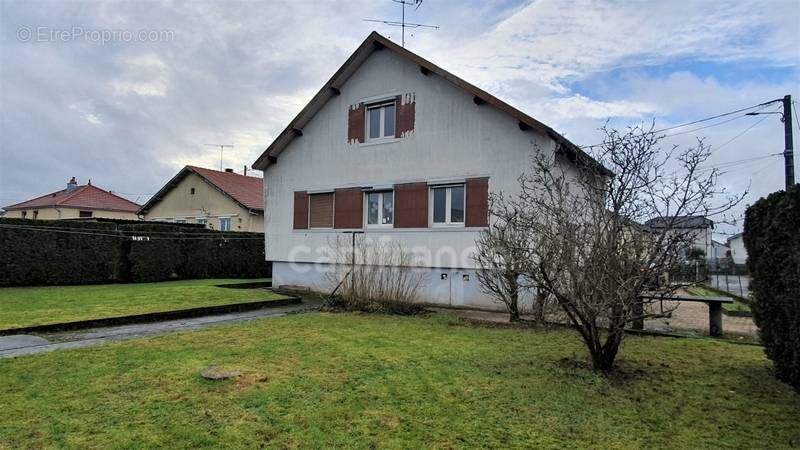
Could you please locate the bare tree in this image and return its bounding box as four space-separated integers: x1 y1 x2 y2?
490 124 743 372
473 195 533 322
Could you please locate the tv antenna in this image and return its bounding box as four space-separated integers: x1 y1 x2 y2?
364 0 439 47
204 144 234 171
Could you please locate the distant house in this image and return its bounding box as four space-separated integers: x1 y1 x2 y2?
251 31 609 309
711 240 729 261
645 215 714 260
727 232 748 264
138 166 264 232
2 177 140 220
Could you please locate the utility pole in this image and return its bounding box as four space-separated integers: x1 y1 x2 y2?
204 144 234 171
782 95 794 189
746 95 795 189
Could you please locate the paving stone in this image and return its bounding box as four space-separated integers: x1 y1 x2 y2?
200 366 241 380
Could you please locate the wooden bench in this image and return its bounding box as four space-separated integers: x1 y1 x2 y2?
637 294 734 337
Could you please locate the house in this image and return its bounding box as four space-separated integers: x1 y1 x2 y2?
138 165 264 232
644 215 714 260
727 232 748 264
711 240 729 261
2 177 140 220
251 32 608 309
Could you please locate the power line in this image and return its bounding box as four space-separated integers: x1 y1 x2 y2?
579 99 782 149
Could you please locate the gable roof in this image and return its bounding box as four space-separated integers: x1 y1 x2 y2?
252 31 611 176
645 215 714 230
3 183 141 213
726 232 744 243
138 165 264 214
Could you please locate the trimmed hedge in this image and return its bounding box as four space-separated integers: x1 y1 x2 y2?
0 218 270 286
744 185 800 390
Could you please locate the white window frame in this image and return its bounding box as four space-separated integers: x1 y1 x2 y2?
365 101 396 141
430 184 466 227
365 190 394 228
174 218 186 224
196 217 208 227
219 217 232 231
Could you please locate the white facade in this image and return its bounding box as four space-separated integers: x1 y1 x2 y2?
728 234 748 264
262 46 579 310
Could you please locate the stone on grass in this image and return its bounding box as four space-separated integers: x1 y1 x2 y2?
200 365 241 380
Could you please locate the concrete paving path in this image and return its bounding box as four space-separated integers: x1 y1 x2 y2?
0 299 321 359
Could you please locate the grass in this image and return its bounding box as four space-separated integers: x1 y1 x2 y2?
1 313 798 449
687 285 752 314
0 279 285 330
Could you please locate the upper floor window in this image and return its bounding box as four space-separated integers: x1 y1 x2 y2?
79 211 93 218
366 101 395 140
431 185 465 226
366 191 394 227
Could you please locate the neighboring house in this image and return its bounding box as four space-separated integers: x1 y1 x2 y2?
645 215 714 260
710 240 729 261
251 32 609 309
138 165 264 232
727 232 748 264
2 177 140 220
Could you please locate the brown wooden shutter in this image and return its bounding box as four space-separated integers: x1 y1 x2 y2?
309 192 334 228
348 103 365 143
395 93 416 138
394 182 428 228
293 191 309 229
465 177 489 227
334 188 363 229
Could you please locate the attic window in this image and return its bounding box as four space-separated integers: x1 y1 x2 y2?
190 187 195 195
366 101 395 140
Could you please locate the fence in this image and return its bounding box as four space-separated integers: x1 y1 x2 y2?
0 218 271 287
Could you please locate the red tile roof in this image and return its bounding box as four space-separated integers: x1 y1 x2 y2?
138 166 263 213
3 184 141 213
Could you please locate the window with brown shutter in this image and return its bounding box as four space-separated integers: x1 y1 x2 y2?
309 192 334 228
465 177 489 227
293 191 309 229
394 182 428 228
334 188 363 229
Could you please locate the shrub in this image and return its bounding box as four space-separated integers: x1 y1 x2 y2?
0 218 270 286
325 236 426 315
744 185 800 389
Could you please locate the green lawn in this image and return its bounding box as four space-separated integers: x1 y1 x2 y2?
687 286 752 314
0 279 285 330
1 313 797 449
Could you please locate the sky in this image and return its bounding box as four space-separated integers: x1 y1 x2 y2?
1 0 798 240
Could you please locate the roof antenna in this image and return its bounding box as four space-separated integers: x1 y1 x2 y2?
364 0 439 48
204 144 235 171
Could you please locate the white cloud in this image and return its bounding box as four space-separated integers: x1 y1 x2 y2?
109 53 168 97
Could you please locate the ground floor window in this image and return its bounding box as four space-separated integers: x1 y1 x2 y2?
431 185 465 226
366 191 394 227
219 217 231 231
308 192 334 228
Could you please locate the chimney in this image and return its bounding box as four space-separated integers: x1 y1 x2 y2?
66 177 78 192
224 168 234 173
